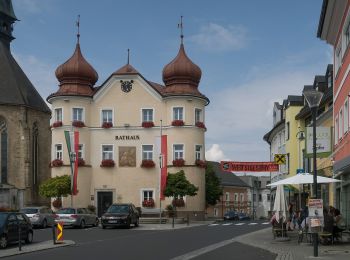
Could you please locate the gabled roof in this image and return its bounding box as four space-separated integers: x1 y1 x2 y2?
0 42 50 113
209 161 250 188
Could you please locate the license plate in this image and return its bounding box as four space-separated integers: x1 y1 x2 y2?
108 220 118 223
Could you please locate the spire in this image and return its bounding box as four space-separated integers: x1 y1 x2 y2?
76 15 80 44
0 0 18 48
127 48 130 64
178 16 184 44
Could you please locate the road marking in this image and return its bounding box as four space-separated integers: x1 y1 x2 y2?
262 222 270 225
234 223 245 226
248 223 258 225
222 223 233 226
208 223 219 226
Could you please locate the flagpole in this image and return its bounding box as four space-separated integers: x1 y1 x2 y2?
159 119 162 224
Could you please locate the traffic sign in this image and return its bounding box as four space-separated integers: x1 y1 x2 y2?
274 154 286 164
56 222 63 243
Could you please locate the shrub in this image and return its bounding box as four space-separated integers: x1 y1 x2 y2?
72 120 85 127
51 159 63 167
102 122 113 128
141 159 155 168
100 159 115 167
142 121 154 128
171 120 184 126
172 158 185 167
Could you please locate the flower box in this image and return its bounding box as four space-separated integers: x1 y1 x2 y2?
141 159 155 168
52 121 63 128
51 159 63 167
195 159 207 168
142 121 154 128
100 159 115 168
195 121 206 129
172 158 185 167
72 120 85 128
172 198 185 207
142 198 155 208
52 199 62 208
102 122 113 128
171 120 184 126
78 158 85 167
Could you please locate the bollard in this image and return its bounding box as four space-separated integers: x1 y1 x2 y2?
18 222 21 251
52 224 56 245
187 213 189 226
172 215 175 228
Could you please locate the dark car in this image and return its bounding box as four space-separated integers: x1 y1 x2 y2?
0 212 33 249
223 211 239 220
238 213 251 221
101 203 139 229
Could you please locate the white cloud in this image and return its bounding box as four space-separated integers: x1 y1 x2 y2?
189 23 247 52
205 144 228 162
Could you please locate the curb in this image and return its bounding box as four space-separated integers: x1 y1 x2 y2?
0 240 75 258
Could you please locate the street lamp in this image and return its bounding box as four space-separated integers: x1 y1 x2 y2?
303 88 323 258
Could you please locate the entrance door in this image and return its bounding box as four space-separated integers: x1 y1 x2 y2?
97 192 113 217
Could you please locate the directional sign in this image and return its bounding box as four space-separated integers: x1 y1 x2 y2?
56 222 63 242
274 154 286 165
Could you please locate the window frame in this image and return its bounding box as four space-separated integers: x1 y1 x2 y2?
173 144 184 160
54 107 63 122
194 108 202 123
78 144 84 159
195 144 202 161
142 144 154 160
172 107 184 121
54 143 63 160
140 188 155 205
101 144 114 160
100 108 114 125
72 107 85 122
141 108 154 123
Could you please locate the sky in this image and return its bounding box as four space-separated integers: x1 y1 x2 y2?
10 0 331 163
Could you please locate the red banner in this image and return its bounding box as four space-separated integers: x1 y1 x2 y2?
73 131 79 195
221 161 279 172
160 135 167 200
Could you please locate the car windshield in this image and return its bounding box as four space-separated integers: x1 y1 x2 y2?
57 208 75 214
106 205 129 214
20 208 38 214
0 214 8 227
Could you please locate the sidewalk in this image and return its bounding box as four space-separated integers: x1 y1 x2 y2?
0 240 75 258
235 227 350 260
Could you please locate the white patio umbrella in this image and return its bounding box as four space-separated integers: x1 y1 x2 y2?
267 173 341 186
273 185 287 224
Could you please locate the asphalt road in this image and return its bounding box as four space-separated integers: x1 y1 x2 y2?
4 220 277 260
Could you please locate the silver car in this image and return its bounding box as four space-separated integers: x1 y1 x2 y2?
55 207 99 228
20 206 56 228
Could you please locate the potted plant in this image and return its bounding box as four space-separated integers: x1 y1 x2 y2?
78 158 85 167
142 198 155 208
72 120 85 127
100 159 115 168
142 121 154 128
195 159 207 168
52 121 63 128
172 158 185 167
195 121 206 130
102 122 113 128
171 120 184 126
51 159 63 167
141 159 155 168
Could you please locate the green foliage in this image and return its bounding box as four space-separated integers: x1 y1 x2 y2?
205 162 223 206
164 170 198 198
39 175 71 199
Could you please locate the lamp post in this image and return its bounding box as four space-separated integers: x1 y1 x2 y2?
303 88 323 258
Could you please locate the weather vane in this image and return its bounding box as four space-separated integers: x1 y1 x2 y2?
76 15 80 43
178 16 184 44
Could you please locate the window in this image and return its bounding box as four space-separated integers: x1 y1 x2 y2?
335 117 339 144
225 192 230 206
340 109 344 139
335 41 342 74
102 109 113 123
78 144 83 159
253 194 256 202
72 108 83 121
102 145 113 160
142 109 153 122
173 107 183 120
286 122 290 140
195 108 202 123
234 193 238 202
345 101 349 134
214 208 218 217
258 181 262 188
54 108 62 122
143 190 153 201
240 193 244 202
173 144 184 160
142 145 153 160
328 73 333 88
195 145 202 160
267 194 271 201
258 194 262 202
55 144 63 160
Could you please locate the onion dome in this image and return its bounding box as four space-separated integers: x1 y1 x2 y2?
162 43 202 92
54 43 98 96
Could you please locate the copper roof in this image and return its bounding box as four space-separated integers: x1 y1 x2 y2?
113 64 140 75
55 43 98 93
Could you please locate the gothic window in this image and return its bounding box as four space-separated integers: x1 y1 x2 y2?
0 117 8 184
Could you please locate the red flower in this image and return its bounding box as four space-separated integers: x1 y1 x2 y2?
142 121 154 128
72 120 85 127
172 158 185 167
171 120 185 126
51 159 63 167
142 198 155 208
102 122 113 128
141 160 155 168
195 159 207 168
78 158 85 167
100 159 115 167
172 198 185 207
195 122 206 130
52 121 63 128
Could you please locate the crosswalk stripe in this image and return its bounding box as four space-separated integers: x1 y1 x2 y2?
248 223 258 225
234 223 245 226
222 223 233 226
209 224 219 226
262 222 270 225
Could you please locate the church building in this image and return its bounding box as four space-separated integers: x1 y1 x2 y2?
48 22 209 218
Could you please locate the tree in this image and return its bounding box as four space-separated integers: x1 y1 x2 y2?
205 162 223 206
164 170 198 199
39 175 71 200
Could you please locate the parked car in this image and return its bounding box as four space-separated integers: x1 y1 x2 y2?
0 212 33 249
20 206 56 228
55 208 99 228
101 203 139 229
223 211 239 220
238 213 251 221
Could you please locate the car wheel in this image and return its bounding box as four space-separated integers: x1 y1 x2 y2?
25 231 33 244
135 218 139 227
42 219 47 229
0 235 8 249
126 219 131 229
80 220 86 229
102 225 106 229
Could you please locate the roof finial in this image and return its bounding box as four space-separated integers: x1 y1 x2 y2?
178 16 184 44
127 48 130 64
76 15 80 44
